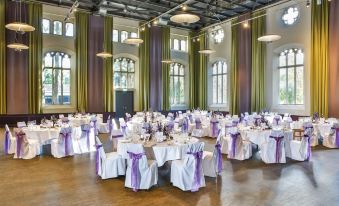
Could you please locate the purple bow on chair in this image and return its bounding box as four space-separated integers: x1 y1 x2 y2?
127 151 145 192
90 119 98 135
187 150 203 192
61 117 69 124
229 133 240 159
210 120 219 138
167 121 174 132
232 120 239 127
81 124 91 151
4 130 10 155
121 124 127 136
215 142 222 174
331 127 339 147
301 134 312 161
269 135 284 163
182 118 188 133
60 128 72 156
274 117 280 125
254 117 261 127
95 144 103 175
15 130 26 158
195 119 202 129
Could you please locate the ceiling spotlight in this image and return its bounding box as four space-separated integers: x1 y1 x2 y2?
243 20 249 28
197 38 200 41
153 20 158 25
147 23 151 28
182 5 187 11
306 0 311 7
141 27 145 31
193 38 195 42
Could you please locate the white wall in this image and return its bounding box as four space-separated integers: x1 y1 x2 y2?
207 22 232 111
265 1 311 116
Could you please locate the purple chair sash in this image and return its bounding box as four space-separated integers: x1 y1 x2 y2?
121 125 127 136
81 125 91 151
195 119 202 129
15 131 25 158
229 133 240 158
210 121 219 138
269 135 284 163
127 151 145 192
273 117 280 125
254 117 261 127
302 134 312 161
60 130 72 156
215 142 222 174
232 120 239 127
95 144 103 175
187 150 203 192
4 131 10 155
335 128 339 147
182 118 188 133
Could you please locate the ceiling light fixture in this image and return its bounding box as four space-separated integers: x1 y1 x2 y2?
258 34 282 42
161 59 173 64
182 5 188 11
5 0 35 33
96 52 113 58
170 13 200 24
123 37 144 45
198 35 215 55
243 20 249 28
7 42 29 51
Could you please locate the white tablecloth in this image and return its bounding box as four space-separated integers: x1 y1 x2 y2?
117 137 199 167
240 128 293 146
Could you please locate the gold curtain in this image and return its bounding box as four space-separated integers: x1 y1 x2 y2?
251 11 266 113
230 19 239 115
103 16 113 112
197 32 207 110
138 24 150 111
311 0 329 117
75 12 89 113
0 0 6 114
28 3 42 114
188 32 198 109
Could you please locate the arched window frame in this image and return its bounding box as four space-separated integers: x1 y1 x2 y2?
113 57 135 89
211 60 227 104
169 62 185 106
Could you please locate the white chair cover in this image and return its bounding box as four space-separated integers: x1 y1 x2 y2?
98 115 111 134
13 128 40 159
73 124 96 154
4 125 16 155
323 123 339 148
95 137 126 179
203 133 223 177
286 125 312 161
260 130 286 164
51 127 74 158
223 128 252 160
170 142 206 192
303 122 318 146
125 144 158 191
17 122 26 128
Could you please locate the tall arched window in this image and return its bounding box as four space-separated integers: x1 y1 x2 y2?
212 61 227 104
278 48 304 104
113 58 135 89
42 52 71 105
170 63 185 105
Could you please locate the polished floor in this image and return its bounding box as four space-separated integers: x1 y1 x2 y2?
0 128 339 206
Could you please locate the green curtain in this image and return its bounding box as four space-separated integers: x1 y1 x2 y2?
188 32 198 109
75 12 89 113
311 0 329 117
230 19 239 115
28 3 42 114
138 25 150 111
0 0 6 114
197 32 207 110
103 16 113 112
251 11 266 113
161 27 170 111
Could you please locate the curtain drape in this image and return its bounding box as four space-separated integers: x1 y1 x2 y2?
0 0 6 114
251 11 266 113
138 25 150 111
161 27 170 111
311 0 329 117
103 16 113 112
28 3 42 114
230 19 239 115
329 0 339 117
197 33 207 110
76 12 89 113
188 32 198 109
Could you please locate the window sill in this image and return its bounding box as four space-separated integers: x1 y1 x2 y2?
209 104 228 111
42 105 76 114
171 49 187 53
170 104 188 111
114 88 135 91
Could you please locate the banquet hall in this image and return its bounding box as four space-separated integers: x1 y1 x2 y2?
1 0 339 205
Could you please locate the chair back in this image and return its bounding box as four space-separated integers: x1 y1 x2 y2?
59 114 64 118
126 143 148 170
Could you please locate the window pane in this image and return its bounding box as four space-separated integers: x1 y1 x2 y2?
218 61 222 74
218 75 222 103
130 32 137 38
42 19 50 34
180 40 186 51
42 69 52 105
53 21 62 35
121 31 128 43
114 59 120 71
287 49 295 66
296 50 304 65
62 70 71 104
179 76 184 103
170 77 174 104
113 30 119 42
279 69 286 104
223 62 227 73
214 29 224 44
173 39 179 50
121 73 127 88
54 52 62 67
279 53 286 67
296 66 304 104
121 58 127 71
287 67 295 104
62 54 71 68
65 23 74 37
114 72 121 88
128 73 134 88
52 69 61 104
44 53 53 67
213 76 217 104
212 64 217 74
128 60 135 72
223 74 227 104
